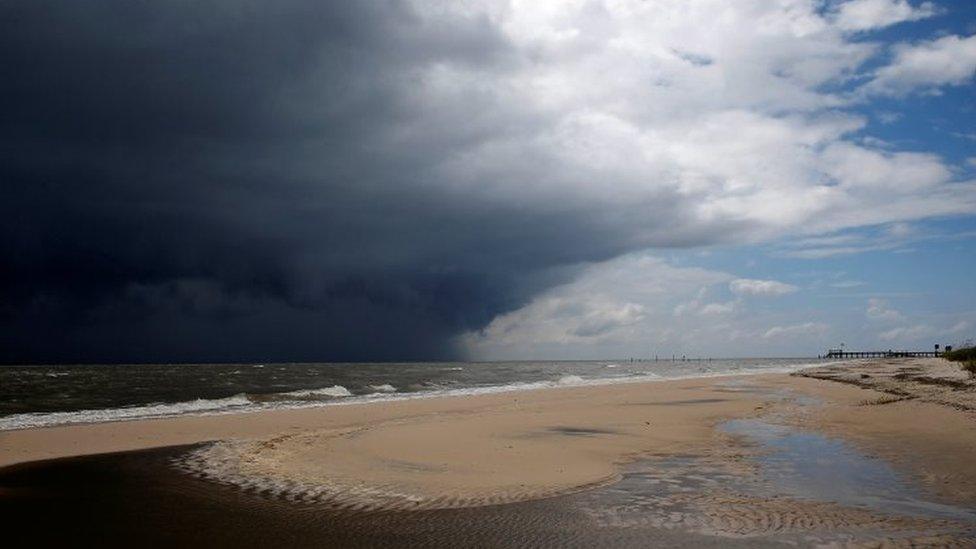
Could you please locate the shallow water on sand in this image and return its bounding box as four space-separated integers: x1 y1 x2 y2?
574 442 976 545
4 372 974 546
3 440 973 548
722 419 976 523
573 382 976 546
0 446 780 548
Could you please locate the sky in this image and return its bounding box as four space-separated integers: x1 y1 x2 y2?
1 0 975 363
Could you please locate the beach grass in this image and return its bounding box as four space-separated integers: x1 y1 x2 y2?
944 347 976 377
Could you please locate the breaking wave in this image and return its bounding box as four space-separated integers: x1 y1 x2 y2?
0 394 252 431
0 360 834 431
279 385 353 399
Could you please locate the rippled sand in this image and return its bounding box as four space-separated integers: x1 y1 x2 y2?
4 359 976 546
7 444 973 548
173 377 768 510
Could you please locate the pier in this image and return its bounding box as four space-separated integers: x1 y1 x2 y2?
822 349 941 359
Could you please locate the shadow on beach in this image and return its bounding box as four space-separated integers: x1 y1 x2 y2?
0 445 769 549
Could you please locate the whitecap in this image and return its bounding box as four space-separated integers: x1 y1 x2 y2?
280 385 352 399
0 361 828 431
557 375 585 385
0 394 252 431
368 384 397 393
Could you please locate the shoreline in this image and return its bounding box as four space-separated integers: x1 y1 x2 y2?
1 358 973 472
0 371 768 468
0 360 829 432
3 357 976 545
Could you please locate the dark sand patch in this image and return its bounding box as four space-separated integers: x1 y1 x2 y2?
628 398 732 406
546 426 621 436
10 445 968 548
4 368 975 547
0 446 783 548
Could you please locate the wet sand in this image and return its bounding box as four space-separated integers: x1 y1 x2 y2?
1 445 775 548
2 359 976 546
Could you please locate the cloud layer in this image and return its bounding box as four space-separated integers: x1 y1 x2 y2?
1 0 974 362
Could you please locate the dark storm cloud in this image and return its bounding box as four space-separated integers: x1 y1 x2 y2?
0 1 741 363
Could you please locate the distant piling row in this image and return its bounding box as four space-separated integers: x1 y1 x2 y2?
628 356 712 362
820 349 942 359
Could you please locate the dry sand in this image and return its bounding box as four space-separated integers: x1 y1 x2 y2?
799 356 976 411
176 376 769 509
3 359 976 545
2 375 764 475
3 358 975 511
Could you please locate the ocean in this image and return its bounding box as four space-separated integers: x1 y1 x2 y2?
0 358 827 431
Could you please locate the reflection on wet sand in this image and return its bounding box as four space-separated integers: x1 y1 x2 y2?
3 360 976 547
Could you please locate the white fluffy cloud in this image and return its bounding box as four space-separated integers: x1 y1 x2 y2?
831 0 937 32
950 321 971 334
879 324 935 342
862 34 976 96
866 298 904 322
460 255 731 357
418 0 976 249
419 1 974 358
730 278 798 297
460 254 831 359
3 1 973 362
777 221 939 258
821 143 950 192
459 250 971 357
763 322 829 339
699 301 737 316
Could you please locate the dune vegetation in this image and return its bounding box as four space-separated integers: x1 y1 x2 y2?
945 347 976 377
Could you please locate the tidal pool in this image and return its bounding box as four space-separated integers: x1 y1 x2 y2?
721 418 976 523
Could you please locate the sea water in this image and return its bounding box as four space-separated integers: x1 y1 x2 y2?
0 358 831 430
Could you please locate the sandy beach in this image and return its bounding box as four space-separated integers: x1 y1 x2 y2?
6 1 975 545
3 358 976 546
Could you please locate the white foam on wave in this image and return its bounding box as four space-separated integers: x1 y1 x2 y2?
0 394 252 431
0 361 835 431
368 384 397 393
280 385 352 398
